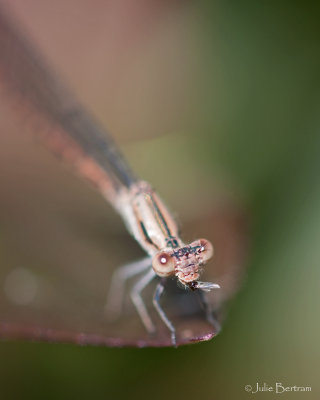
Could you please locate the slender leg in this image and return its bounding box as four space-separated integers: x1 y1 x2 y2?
197 290 221 334
105 257 151 320
153 281 177 347
130 268 156 334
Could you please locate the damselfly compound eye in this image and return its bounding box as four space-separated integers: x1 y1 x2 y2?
152 252 175 277
197 239 214 262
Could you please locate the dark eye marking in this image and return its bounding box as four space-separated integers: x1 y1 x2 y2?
172 245 201 259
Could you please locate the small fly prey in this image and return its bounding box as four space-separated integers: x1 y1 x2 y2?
0 6 220 346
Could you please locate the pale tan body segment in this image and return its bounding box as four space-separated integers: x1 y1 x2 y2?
116 181 184 256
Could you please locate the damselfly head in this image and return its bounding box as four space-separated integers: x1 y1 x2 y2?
152 238 219 291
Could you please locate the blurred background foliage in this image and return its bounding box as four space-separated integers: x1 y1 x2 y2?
0 0 319 399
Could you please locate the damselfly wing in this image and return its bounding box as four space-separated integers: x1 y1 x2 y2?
0 4 248 347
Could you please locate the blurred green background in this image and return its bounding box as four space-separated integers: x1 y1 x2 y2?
0 0 319 399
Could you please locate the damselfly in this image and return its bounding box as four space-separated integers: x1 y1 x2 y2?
0 4 247 347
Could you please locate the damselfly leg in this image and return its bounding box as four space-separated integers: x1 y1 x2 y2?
106 261 178 345
105 257 151 320
153 280 177 346
197 290 221 334
130 268 156 334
